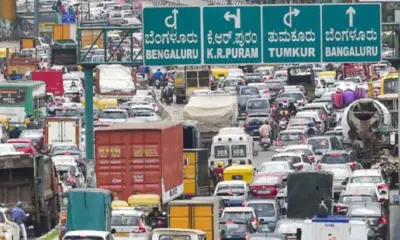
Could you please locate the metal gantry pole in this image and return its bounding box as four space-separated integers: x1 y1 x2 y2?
398 68 400 195
34 0 40 37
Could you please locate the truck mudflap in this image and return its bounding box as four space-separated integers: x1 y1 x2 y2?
161 179 184 204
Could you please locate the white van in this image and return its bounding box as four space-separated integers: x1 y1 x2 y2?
209 132 256 166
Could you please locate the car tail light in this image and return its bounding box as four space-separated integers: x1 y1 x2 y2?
321 114 326 120
133 221 146 233
242 200 247 206
348 161 356 170
275 140 281 146
245 112 248 116
260 77 264 83
274 184 280 188
379 217 387 224
248 159 252 164
296 165 303 170
317 163 322 170
253 217 258 225
335 205 345 212
302 136 307 144
308 156 315 162
378 184 388 190
152 103 156 107
264 89 270 94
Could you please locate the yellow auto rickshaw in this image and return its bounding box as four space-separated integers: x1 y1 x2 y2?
0 115 10 130
111 200 129 209
223 165 254 184
96 99 118 110
127 194 161 214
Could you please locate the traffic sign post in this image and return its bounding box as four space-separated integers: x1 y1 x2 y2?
203 6 262 65
322 4 381 63
142 4 381 66
142 7 202 66
262 5 321 63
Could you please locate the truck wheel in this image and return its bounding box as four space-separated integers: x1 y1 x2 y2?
176 96 182 104
34 223 42 236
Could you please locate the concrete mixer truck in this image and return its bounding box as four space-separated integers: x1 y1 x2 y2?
341 98 391 168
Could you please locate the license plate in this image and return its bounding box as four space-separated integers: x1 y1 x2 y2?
258 190 271 194
115 233 129 237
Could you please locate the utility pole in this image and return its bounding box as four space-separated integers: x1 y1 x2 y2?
34 0 40 37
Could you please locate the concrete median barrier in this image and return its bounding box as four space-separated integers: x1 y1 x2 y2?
152 89 174 121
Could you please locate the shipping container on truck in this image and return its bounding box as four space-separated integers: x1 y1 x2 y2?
44 117 81 149
95 122 184 203
168 198 220 240
0 154 59 236
31 69 64 96
7 56 39 76
183 149 210 198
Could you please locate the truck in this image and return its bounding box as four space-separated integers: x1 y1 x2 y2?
183 92 238 149
94 122 184 203
341 98 391 168
183 149 210 198
0 154 59 236
94 64 136 102
174 66 211 104
31 69 64 96
59 188 112 239
168 197 220 240
49 40 77 68
44 117 81 150
7 56 39 79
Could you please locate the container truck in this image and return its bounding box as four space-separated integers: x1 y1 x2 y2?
0 154 59 236
94 122 184 203
168 197 220 240
31 69 64 96
44 117 81 150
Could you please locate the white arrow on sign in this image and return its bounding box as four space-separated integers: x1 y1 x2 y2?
165 9 179 30
224 9 241 29
283 7 300 28
346 6 356 28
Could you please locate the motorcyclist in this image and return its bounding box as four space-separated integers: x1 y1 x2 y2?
288 101 297 116
259 120 272 140
148 204 162 222
213 161 224 182
307 122 316 136
163 82 173 103
9 125 22 139
153 69 163 83
71 92 81 103
26 117 37 129
275 102 284 120
224 159 233 169
12 201 27 240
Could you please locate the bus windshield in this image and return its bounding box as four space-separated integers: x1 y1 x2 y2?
0 88 26 104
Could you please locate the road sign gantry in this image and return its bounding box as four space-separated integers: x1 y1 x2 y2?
142 3 381 66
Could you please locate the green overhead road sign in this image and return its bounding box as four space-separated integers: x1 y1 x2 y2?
322 4 381 63
203 6 262 65
142 4 381 66
262 5 321 63
142 7 202 65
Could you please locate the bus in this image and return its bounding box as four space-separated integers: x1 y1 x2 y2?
0 81 47 128
380 72 398 95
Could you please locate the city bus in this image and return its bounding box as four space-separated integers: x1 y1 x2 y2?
380 72 398 95
0 81 47 128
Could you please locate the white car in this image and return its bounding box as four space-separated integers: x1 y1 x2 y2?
0 144 18 154
54 162 85 188
273 70 287 81
247 83 271 101
228 68 244 78
221 207 258 230
131 96 158 112
271 152 313 171
98 109 128 123
0 207 20 240
347 169 389 201
345 183 385 202
112 208 152 240
283 144 319 163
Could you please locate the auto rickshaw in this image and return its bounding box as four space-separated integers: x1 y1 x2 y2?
127 194 161 214
223 165 254 184
111 200 129 209
96 98 118 110
0 115 10 130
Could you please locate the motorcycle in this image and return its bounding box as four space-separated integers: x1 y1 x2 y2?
164 96 173 106
279 118 289 130
155 79 161 89
260 137 271 151
150 215 167 229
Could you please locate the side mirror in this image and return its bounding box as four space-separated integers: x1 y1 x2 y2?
111 229 116 234
260 219 264 223
220 230 226 236
296 228 302 240
75 172 80 177
341 178 349 185
380 190 387 195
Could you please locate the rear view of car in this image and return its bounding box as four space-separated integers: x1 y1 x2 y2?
111 209 151 240
250 174 283 198
275 130 306 147
219 219 253 240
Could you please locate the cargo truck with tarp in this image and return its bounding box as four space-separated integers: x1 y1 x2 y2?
183 92 238 149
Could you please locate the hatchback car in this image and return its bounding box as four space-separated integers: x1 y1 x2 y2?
306 136 342 154
245 199 281 231
247 83 271 101
111 208 152 240
219 218 254 240
334 189 379 215
279 91 306 106
244 113 270 138
257 161 296 175
275 129 307 147
245 73 264 85
213 180 250 207
317 151 361 171
283 144 318 162
221 207 259 230
98 109 129 123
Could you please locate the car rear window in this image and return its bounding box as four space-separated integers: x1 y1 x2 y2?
265 82 283 88
272 156 301 163
247 100 269 109
253 176 279 185
308 139 330 149
340 195 375 204
223 212 253 221
219 222 248 234
349 205 381 216
12 142 30 148
286 149 313 156
241 87 259 95
321 154 350 164
350 176 382 184
247 203 275 217
248 118 264 125
279 132 303 141
111 215 139 226
289 118 312 126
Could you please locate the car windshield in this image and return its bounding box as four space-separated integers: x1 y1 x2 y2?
241 87 259 95
281 92 303 100
246 75 261 81
276 222 303 234
12 142 30 148
64 237 104 240
321 154 349 164
350 176 382 184
279 132 303 141
273 156 300 163
220 223 247 234
323 167 349 178
217 184 245 194
55 109 78 117
247 203 275 217
286 149 313 156
349 205 381 217
259 163 289 173
253 176 279 185
100 111 127 119
223 212 253 221
340 195 375 204
111 215 139 226
308 139 330 149
19 131 42 138
247 100 269 109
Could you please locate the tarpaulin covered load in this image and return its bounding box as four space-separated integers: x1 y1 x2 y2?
96 64 135 94
66 188 112 232
183 94 238 133
287 171 333 219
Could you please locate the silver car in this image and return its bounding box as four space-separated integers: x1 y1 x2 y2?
245 199 281 231
245 99 270 116
247 83 272 101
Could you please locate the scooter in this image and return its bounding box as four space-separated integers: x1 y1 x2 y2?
279 118 289 130
155 79 161 89
260 137 271 151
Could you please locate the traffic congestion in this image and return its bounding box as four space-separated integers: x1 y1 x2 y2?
0 0 398 240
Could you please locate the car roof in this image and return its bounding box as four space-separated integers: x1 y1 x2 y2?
351 169 382 177
245 199 277 204
308 136 332 140
285 144 312 150
323 150 348 155
223 207 254 212
280 129 305 133
218 180 247 185
274 152 302 157
112 209 143 216
219 218 249 223
261 161 289 166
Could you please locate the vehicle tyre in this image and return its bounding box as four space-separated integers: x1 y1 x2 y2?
33 222 42 236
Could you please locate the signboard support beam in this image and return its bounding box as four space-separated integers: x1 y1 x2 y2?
84 67 94 164
34 0 40 37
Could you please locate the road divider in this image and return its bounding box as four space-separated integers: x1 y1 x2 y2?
37 226 60 240
152 89 174 121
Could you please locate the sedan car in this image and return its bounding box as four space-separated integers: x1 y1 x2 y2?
275 129 307 148
245 73 264 85
257 161 296 175
306 136 342 154
219 218 254 240
271 152 313 171
98 109 129 123
7 139 37 154
283 144 318 163
244 113 270 138
250 173 286 198
247 83 271 101
317 151 362 171
334 189 379 215
246 99 270 117
19 129 44 150
213 180 250 207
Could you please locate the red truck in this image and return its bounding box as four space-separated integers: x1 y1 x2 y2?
31 69 64 96
94 122 184 204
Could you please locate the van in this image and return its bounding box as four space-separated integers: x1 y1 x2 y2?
209 133 256 166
